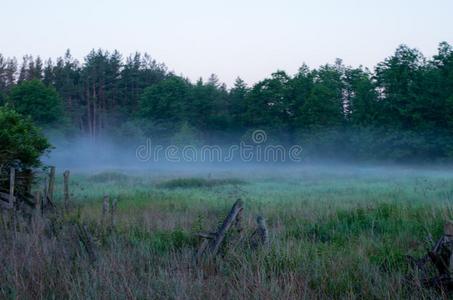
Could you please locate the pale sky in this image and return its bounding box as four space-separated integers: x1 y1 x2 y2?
1 0 452 86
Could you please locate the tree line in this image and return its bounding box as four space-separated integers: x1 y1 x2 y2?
0 42 452 162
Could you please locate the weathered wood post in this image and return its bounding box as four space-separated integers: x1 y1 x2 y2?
209 199 244 257
248 216 269 249
47 166 56 205
9 167 15 209
34 191 41 216
256 216 269 245
444 220 453 236
110 198 117 228
407 220 453 289
102 194 110 226
42 176 48 207
77 223 97 263
235 205 243 234
32 191 43 234
195 199 244 263
63 170 70 210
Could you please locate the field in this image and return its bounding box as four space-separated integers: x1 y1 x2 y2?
1 165 453 299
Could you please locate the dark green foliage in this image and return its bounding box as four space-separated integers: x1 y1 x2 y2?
138 76 191 135
119 53 167 115
2 42 453 162
188 76 230 133
157 177 246 189
243 71 293 131
375 45 427 129
0 106 51 169
228 77 249 129
299 62 345 130
7 80 63 127
345 68 379 126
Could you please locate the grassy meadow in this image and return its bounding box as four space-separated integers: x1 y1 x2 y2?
1 165 453 299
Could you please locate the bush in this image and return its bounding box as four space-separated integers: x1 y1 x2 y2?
157 177 246 189
0 106 51 170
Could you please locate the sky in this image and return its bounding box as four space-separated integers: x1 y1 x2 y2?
1 0 452 87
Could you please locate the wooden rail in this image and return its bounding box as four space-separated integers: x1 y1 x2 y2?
195 199 244 263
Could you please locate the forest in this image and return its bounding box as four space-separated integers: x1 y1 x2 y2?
1 42 453 162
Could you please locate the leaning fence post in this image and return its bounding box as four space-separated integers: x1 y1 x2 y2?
9 167 15 209
195 199 244 264
209 199 244 257
47 166 56 205
63 170 70 210
235 206 243 234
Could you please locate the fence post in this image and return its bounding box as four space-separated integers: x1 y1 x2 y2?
43 177 48 207
102 194 110 226
9 167 15 209
209 199 244 257
63 170 70 210
195 199 244 263
34 191 41 216
110 198 117 228
256 216 269 245
47 166 56 205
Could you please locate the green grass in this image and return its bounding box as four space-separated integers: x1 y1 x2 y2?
156 177 246 189
2 165 453 298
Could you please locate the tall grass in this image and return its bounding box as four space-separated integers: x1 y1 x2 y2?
1 166 452 299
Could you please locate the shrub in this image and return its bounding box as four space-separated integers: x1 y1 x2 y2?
0 106 50 170
157 177 246 189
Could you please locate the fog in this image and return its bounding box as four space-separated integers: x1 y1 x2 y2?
43 134 453 180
